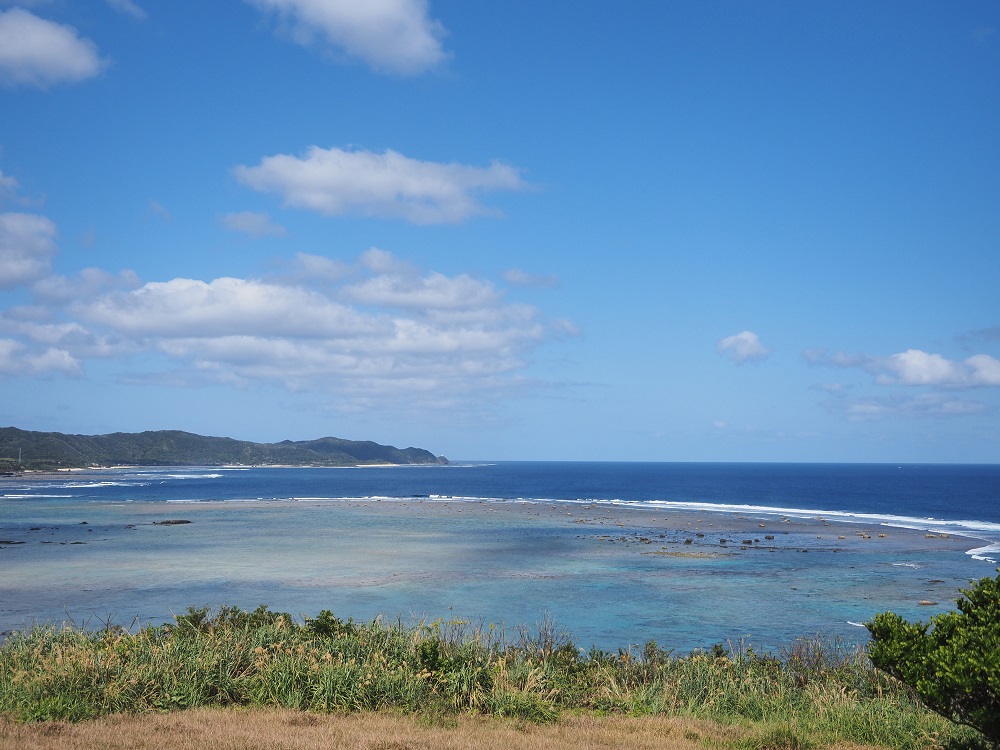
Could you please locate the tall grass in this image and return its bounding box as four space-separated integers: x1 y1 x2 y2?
0 606 986 750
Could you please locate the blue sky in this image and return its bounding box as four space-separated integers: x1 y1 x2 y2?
1 1 998 462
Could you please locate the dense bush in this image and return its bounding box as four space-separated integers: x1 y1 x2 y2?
866 571 1000 747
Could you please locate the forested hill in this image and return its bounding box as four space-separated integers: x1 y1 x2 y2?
0 427 448 471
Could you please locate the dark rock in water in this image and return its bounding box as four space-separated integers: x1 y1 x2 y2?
153 519 192 525
742 539 753 545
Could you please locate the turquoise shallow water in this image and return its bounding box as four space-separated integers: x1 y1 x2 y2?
3 462 998 652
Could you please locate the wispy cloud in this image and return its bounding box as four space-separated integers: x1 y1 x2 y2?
503 268 558 288
106 0 146 20
234 146 528 224
823 393 992 422
246 0 448 75
220 211 287 237
0 168 19 202
958 325 1000 346
0 8 108 88
147 200 171 221
717 330 772 364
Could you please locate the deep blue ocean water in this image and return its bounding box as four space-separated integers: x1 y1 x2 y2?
2 462 999 651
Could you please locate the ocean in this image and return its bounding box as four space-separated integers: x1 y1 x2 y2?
2 462 998 652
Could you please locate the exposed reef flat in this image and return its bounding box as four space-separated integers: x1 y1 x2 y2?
0 493 983 651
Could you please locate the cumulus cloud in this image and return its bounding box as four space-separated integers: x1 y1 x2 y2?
0 8 108 88
246 0 447 75
78 277 382 339
716 330 772 364
220 211 287 237
806 347 1000 388
0 212 58 289
0 225 573 406
0 337 81 377
234 146 527 224
0 249 568 405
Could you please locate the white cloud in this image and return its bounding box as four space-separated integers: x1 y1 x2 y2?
344 270 502 311
234 146 527 224
106 0 146 20
716 330 772 364
0 237 573 408
31 267 141 304
0 212 58 289
0 166 47 209
220 211 287 237
78 277 382 339
45 249 571 403
808 347 1000 388
877 349 965 386
0 8 107 88
246 0 447 75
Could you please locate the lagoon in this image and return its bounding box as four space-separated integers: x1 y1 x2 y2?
1 462 998 652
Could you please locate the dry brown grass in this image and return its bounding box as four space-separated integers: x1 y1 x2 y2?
0 708 742 750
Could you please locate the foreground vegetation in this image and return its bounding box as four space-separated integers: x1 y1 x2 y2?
0 606 988 750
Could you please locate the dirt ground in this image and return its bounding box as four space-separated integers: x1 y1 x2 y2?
0 708 746 750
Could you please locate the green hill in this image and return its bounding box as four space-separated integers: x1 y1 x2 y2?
0 427 447 471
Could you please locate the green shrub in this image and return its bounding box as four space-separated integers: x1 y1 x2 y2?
866 571 1000 747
